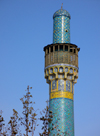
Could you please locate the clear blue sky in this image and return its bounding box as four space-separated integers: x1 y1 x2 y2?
0 0 100 135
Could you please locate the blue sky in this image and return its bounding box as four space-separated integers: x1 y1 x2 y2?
0 0 100 135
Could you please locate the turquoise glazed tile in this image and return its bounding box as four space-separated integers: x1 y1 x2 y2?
52 80 57 90
49 98 74 136
53 9 70 43
58 79 64 91
66 80 71 92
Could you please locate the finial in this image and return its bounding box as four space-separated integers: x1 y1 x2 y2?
61 3 63 9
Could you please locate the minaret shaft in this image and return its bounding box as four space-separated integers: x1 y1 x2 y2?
44 8 80 136
53 16 70 43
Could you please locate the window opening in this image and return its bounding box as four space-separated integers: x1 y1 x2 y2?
70 46 73 52
65 45 68 51
60 45 63 51
74 49 76 53
51 46 53 52
47 48 49 54
65 29 68 32
55 45 58 51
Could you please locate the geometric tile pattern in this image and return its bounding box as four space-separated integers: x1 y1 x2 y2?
66 80 71 92
53 9 70 43
58 79 64 91
52 80 57 90
46 9 76 136
49 98 74 136
50 80 73 93
53 9 71 19
49 79 74 135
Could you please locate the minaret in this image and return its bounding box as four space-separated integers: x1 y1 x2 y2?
44 7 80 136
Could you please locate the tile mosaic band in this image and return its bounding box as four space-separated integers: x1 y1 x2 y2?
50 91 73 100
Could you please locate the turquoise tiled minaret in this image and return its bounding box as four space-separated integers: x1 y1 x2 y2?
44 7 80 136
53 9 70 43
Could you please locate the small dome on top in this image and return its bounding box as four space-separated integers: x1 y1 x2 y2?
53 9 71 19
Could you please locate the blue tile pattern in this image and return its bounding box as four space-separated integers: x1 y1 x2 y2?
58 79 64 91
65 67 68 72
66 80 71 92
49 98 74 136
53 9 71 19
54 67 58 72
52 80 57 90
59 67 63 72
47 9 75 136
53 9 70 43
